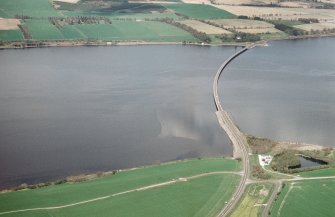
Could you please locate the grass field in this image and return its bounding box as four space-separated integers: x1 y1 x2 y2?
25 20 65 40
24 19 194 42
0 30 23 41
163 3 235 19
6 174 240 217
275 20 306 26
271 179 335 217
298 168 335 177
294 22 335 32
179 20 232 34
258 32 288 40
61 9 179 20
60 25 87 39
73 20 196 41
0 158 239 214
230 183 274 217
109 12 180 20
0 0 60 18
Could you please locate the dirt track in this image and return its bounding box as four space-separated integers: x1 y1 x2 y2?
0 171 241 216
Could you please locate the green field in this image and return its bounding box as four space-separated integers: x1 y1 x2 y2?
5 174 239 217
21 19 196 41
271 20 304 27
271 179 335 217
0 158 239 215
163 3 235 20
72 21 196 41
0 30 23 41
298 168 335 177
0 0 60 18
230 183 274 217
61 25 87 39
25 20 65 40
258 32 288 40
108 12 179 20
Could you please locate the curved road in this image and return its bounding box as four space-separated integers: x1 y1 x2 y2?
213 47 250 217
213 45 335 217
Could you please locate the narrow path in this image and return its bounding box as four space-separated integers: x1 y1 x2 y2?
0 171 241 216
262 181 281 217
258 175 335 217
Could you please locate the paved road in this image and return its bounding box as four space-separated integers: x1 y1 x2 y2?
212 44 335 217
213 47 250 217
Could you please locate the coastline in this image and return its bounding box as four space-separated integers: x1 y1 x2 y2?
1 33 334 50
0 156 233 193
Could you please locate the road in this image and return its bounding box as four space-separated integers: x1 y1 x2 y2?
212 44 335 217
213 47 250 217
261 181 282 217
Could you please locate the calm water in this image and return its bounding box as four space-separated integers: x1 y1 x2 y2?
222 37 335 147
0 38 334 189
298 156 327 168
0 45 235 188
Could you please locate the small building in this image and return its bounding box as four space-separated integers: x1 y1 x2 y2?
258 155 273 167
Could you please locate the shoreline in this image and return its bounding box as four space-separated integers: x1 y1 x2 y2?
1 33 334 50
0 156 232 193
1 139 331 193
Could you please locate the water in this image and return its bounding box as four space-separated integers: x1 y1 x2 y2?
299 156 327 168
222 37 335 147
0 45 236 189
0 37 334 189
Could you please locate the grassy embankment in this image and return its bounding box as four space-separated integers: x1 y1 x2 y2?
0 158 241 217
270 179 335 217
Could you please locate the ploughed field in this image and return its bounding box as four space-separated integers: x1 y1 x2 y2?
0 158 241 217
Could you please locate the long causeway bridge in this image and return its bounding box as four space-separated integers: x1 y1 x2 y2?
213 47 251 217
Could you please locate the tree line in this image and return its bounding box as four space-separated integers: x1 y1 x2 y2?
48 16 112 28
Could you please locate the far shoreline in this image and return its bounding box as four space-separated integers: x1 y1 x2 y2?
1 33 334 50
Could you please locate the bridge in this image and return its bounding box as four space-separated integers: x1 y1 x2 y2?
213 47 250 217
